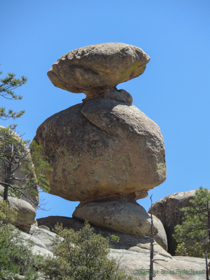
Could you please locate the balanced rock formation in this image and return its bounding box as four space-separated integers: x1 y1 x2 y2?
149 191 196 255
34 43 166 237
47 43 150 101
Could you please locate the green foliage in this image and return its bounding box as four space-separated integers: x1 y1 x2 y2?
0 67 52 203
175 242 189 256
41 221 133 280
173 187 210 257
0 69 27 120
29 140 52 193
0 201 43 279
0 200 17 225
110 234 120 243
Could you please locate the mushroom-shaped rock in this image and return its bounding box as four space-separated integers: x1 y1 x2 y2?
47 43 150 100
34 99 166 202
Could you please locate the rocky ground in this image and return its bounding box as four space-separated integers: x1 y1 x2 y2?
35 216 206 280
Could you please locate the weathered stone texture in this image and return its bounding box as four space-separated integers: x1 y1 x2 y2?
73 198 158 237
34 99 166 202
36 216 206 279
149 191 196 255
47 43 150 100
0 196 36 232
152 214 168 251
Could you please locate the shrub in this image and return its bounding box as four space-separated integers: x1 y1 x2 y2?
175 242 189 256
0 201 43 279
41 221 133 280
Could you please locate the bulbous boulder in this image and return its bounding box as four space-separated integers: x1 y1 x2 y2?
47 43 150 100
73 198 168 249
34 98 166 202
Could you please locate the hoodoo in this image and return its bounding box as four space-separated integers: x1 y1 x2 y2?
34 43 166 237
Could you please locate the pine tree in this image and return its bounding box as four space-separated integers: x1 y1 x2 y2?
149 195 154 280
0 127 52 205
173 187 210 258
0 66 52 206
0 67 52 279
0 69 27 120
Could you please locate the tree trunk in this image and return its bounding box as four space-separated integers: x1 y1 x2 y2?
207 202 210 245
3 185 9 202
3 144 13 202
206 251 209 280
149 195 154 280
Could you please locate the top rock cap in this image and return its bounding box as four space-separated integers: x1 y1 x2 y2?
47 43 150 99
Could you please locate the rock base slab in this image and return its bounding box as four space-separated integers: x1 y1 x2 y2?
73 199 158 237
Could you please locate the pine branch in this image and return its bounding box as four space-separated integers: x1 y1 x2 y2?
0 181 37 206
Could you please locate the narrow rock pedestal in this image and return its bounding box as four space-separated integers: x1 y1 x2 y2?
73 197 158 237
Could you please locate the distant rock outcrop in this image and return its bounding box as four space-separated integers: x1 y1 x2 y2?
149 190 196 255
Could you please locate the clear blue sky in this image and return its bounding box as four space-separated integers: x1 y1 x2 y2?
1 0 210 219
